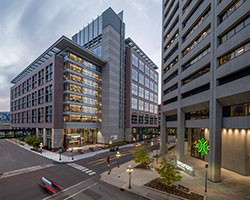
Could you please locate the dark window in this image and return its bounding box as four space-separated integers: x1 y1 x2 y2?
182 65 210 85
166 115 177 121
182 83 210 99
163 83 178 95
163 70 178 84
223 102 250 117
185 109 209 120
222 106 231 117
218 67 250 85
163 96 178 105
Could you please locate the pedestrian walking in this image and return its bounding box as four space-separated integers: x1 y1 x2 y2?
107 156 111 175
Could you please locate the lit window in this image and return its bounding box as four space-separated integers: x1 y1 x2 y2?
235 46 244 57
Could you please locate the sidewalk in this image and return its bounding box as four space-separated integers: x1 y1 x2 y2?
100 159 182 200
176 150 250 200
8 139 135 163
100 146 250 200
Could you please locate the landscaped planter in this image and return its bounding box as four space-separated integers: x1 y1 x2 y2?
145 178 204 200
134 163 151 169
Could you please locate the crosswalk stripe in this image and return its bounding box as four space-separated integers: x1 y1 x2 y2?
88 172 96 176
67 163 96 176
78 166 86 170
75 166 82 170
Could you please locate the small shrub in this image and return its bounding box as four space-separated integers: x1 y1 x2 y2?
132 145 150 165
107 141 127 147
155 158 182 185
25 135 42 148
25 135 36 146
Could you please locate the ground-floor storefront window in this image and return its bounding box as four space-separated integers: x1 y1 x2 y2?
131 127 158 141
63 128 98 149
46 129 52 150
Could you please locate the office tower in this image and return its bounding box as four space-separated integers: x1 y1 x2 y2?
11 36 105 150
161 0 250 181
124 38 159 141
72 7 125 143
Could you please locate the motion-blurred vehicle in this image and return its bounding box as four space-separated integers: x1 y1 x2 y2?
110 146 119 152
38 177 64 194
135 143 142 147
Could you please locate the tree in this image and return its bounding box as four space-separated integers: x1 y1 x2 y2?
32 137 43 149
25 135 42 149
155 157 182 185
25 135 36 146
132 145 150 165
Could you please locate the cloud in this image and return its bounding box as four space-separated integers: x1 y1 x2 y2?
0 0 162 110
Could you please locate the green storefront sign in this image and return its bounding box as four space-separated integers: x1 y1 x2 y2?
196 137 209 156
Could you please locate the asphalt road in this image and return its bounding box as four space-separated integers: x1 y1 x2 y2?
0 140 155 200
0 139 53 174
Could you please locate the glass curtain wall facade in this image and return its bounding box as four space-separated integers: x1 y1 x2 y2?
62 51 102 149
72 7 126 144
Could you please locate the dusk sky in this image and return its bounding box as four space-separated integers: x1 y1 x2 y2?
0 0 162 111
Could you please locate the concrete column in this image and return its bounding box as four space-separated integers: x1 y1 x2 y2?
52 129 63 150
160 112 167 154
246 130 250 175
208 100 222 182
127 128 132 142
176 108 185 161
35 128 39 138
187 128 192 152
43 128 46 146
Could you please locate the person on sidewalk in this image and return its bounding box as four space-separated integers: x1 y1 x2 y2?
107 156 111 175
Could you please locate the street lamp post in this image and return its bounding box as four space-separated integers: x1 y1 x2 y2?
59 147 63 161
116 151 121 168
150 140 154 153
156 143 159 164
39 143 43 154
126 165 133 189
205 164 208 192
71 147 74 160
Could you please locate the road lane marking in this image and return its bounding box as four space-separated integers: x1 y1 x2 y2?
81 168 89 172
91 153 130 166
41 179 91 200
0 164 55 179
85 170 92 173
63 183 97 200
87 149 132 165
88 172 96 176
